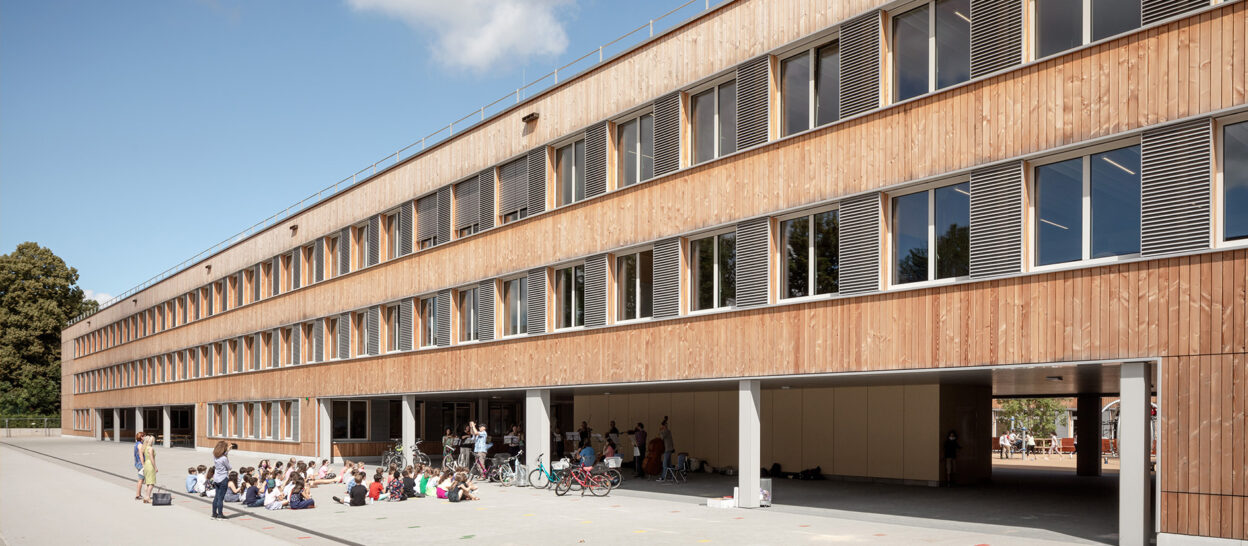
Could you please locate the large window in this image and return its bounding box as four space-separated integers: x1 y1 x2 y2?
893 0 971 102
1034 144 1141 266
617 249 654 321
556 140 585 206
555 264 584 329
503 277 528 336
691 80 737 164
690 232 736 311
782 41 840 136
780 209 840 298
616 113 655 187
331 400 367 440
1222 119 1248 242
892 182 970 284
420 296 438 347
1036 0 1140 58
458 288 478 342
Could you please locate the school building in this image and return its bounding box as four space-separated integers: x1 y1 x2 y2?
61 0 1248 543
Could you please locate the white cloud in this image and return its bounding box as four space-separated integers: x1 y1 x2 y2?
347 0 573 72
83 289 114 304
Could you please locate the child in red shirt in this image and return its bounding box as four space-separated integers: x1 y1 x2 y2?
367 473 383 501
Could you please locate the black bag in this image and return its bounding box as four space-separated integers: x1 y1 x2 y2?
152 488 172 506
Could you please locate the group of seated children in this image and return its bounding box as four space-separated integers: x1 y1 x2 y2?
331 462 481 506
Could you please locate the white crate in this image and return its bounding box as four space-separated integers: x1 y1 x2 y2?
605 456 622 468
551 459 570 470
706 497 736 508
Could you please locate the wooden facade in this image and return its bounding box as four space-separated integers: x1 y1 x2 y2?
61 0 1248 540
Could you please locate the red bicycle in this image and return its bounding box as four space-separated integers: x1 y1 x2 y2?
554 464 611 496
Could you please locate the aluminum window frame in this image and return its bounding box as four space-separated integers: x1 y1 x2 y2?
615 246 656 323
553 261 586 331
614 109 656 188
1215 111 1248 249
776 205 843 301
887 177 972 287
689 76 738 165
687 226 738 313
501 275 529 337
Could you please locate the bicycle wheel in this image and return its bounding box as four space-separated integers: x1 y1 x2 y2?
605 469 623 489
469 463 485 482
554 474 572 496
499 466 515 486
528 468 549 489
416 452 431 466
587 474 611 496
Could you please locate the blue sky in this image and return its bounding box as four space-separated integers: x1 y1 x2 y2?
1 0 712 304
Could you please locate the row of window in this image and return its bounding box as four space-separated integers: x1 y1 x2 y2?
74 0 1211 358
72 409 91 431
206 400 298 442
75 114 1248 391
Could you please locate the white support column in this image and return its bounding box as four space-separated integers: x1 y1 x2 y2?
1120 361 1153 545
738 380 761 508
401 395 417 467
525 389 551 482
161 406 172 449
93 409 103 441
112 408 121 442
134 407 144 436
317 399 333 461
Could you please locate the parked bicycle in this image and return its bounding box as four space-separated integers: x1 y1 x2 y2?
527 454 564 489
495 449 524 486
554 463 611 496
600 456 624 489
381 439 430 468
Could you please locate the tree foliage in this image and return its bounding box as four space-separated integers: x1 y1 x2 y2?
997 398 1070 437
0 242 94 414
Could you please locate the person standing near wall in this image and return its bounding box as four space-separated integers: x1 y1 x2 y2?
626 422 647 478
140 435 157 503
132 431 146 500
211 441 232 520
943 430 960 485
658 416 674 479
999 432 1010 459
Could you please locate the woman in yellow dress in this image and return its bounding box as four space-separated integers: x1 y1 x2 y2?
141 435 157 502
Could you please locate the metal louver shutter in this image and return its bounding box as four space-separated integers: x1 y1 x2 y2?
479 169 495 230
292 253 302 290
736 56 770 150
970 0 1023 78
436 290 452 347
205 289 213 316
310 321 323 362
206 346 215 376
314 240 324 282
1143 0 1205 24
337 314 351 360
838 193 882 295
456 177 480 229
653 92 682 176
207 405 214 437
839 11 882 118
265 329 277 367
585 122 608 198
1141 119 1211 256
270 402 279 439
236 338 245 372
527 268 547 334
500 158 529 216
652 237 682 319
271 257 281 295
417 195 438 243
437 186 452 244
192 349 200 377
399 201 414 255
584 254 608 328
398 299 414 351
252 403 261 439
290 401 300 442
235 404 244 437
339 227 351 275
367 306 381 355
735 217 771 308
970 161 1024 278
527 149 546 215
478 281 496 341
252 334 261 370
368 216 380 266
291 327 301 365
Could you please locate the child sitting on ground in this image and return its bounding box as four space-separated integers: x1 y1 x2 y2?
386 470 404 501
368 473 384 502
402 468 420 499
224 471 242 503
448 472 479 502
435 469 454 499
333 472 368 506
263 485 287 510
243 476 264 508
288 480 315 510
195 465 208 495
185 467 198 493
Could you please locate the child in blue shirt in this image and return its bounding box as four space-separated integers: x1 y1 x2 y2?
184 467 198 493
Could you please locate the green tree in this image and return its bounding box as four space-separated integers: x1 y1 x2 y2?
997 398 1070 437
0 242 95 414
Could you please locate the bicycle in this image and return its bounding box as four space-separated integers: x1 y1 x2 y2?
600 456 624 489
496 450 524 486
554 464 611 496
527 454 563 489
381 439 431 468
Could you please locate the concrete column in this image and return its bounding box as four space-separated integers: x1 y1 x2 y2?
525 389 551 481
1119 362 1153 545
134 407 144 436
1076 393 1102 476
112 408 121 442
738 380 761 508
93 409 102 441
317 398 333 461
161 406 172 449
401 395 417 467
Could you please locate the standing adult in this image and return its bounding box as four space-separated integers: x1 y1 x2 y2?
133 431 146 500
472 424 489 469
943 430 960 485
658 417 674 477
459 422 475 468
140 435 158 502
211 441 232 520
1026 432 1036 460
626 422 647 478
998 432 1010 459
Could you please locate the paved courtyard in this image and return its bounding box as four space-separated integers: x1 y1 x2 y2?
0 437 1118 545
